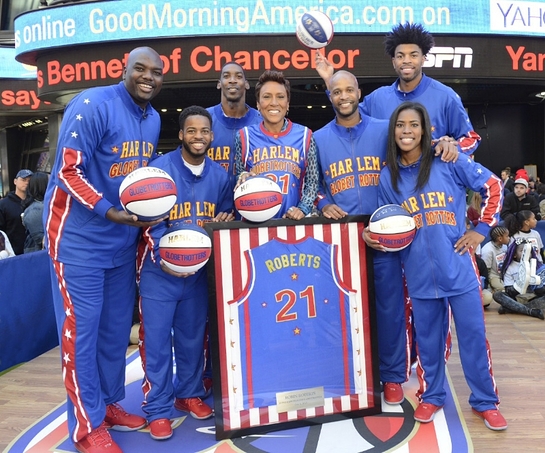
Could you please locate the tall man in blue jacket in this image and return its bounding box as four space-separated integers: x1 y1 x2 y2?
314 70 406 406
314 70 457 406
207 61 260 190
315 22 478 406
44 47 164 453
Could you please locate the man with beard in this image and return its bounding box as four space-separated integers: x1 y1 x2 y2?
316 23 474 406
43 46 164 453
316 22 479 159
137 106 234 441
314 71 411 406
207 62 260 190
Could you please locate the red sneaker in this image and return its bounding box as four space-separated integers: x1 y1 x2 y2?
414 402 443 423
174 397 213 419
75 423 122 453
472 408 508 431
383 382 404 405
104 403 147 431
149 418 173 440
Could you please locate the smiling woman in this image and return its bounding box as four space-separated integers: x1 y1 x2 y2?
378 101 507 431
234 70 319 221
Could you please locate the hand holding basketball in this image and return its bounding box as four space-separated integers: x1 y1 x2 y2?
159 224 212 274
234 176 283 222
119 167 177 221
106 206 167 227
368 204 416 252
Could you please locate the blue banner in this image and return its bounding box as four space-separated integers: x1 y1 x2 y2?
14 0 545 62
0 48 36 78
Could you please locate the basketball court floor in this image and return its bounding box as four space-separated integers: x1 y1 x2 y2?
1 298 544 452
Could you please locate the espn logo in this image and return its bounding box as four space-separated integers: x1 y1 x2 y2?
424 47 473 68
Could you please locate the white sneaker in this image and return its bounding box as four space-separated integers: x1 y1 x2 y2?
129 323 140 345
529 258 541 286
514 243 532 294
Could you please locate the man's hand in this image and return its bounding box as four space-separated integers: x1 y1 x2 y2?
160 260 195 278
433 136 459 163
322 204 347 220
315 49 334 89
106 207 167 227
233 171 257 191
214 211 235 222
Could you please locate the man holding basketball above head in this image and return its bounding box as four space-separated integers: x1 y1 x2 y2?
315 23 475 405
207 61 261 190
316 22 480 159
43 47 164 453
137 106 233 440
314 70 456 405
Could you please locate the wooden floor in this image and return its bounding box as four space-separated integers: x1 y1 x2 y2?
1 300 544 452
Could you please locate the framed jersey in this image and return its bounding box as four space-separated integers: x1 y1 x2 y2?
205 215 381 440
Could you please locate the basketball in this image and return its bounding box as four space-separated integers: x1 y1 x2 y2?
368 204 416 252
119 166 177 221
159 224 212 273
234 176 283 222
296 11 334 49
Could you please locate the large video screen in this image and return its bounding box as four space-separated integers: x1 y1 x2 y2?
14 0 545 63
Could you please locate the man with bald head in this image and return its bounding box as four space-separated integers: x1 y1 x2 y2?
315 70 388 216
43 46 164 453
314 70 413 406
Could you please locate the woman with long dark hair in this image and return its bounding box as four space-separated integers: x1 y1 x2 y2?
22 171 49 252
377 101 507 430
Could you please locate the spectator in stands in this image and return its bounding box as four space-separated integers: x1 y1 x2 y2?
475 253 493 308
0 229 15 259
505 210 544 263
493 238 545 320
528 178 540 202
537 183 545 218
501 178 541 225
467 218 493 308
480 225 509 292
0 169 32 255
500 168 514 193
467 191 482 227
22 171 49 253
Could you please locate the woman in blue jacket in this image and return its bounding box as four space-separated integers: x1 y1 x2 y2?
375 101 507 431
